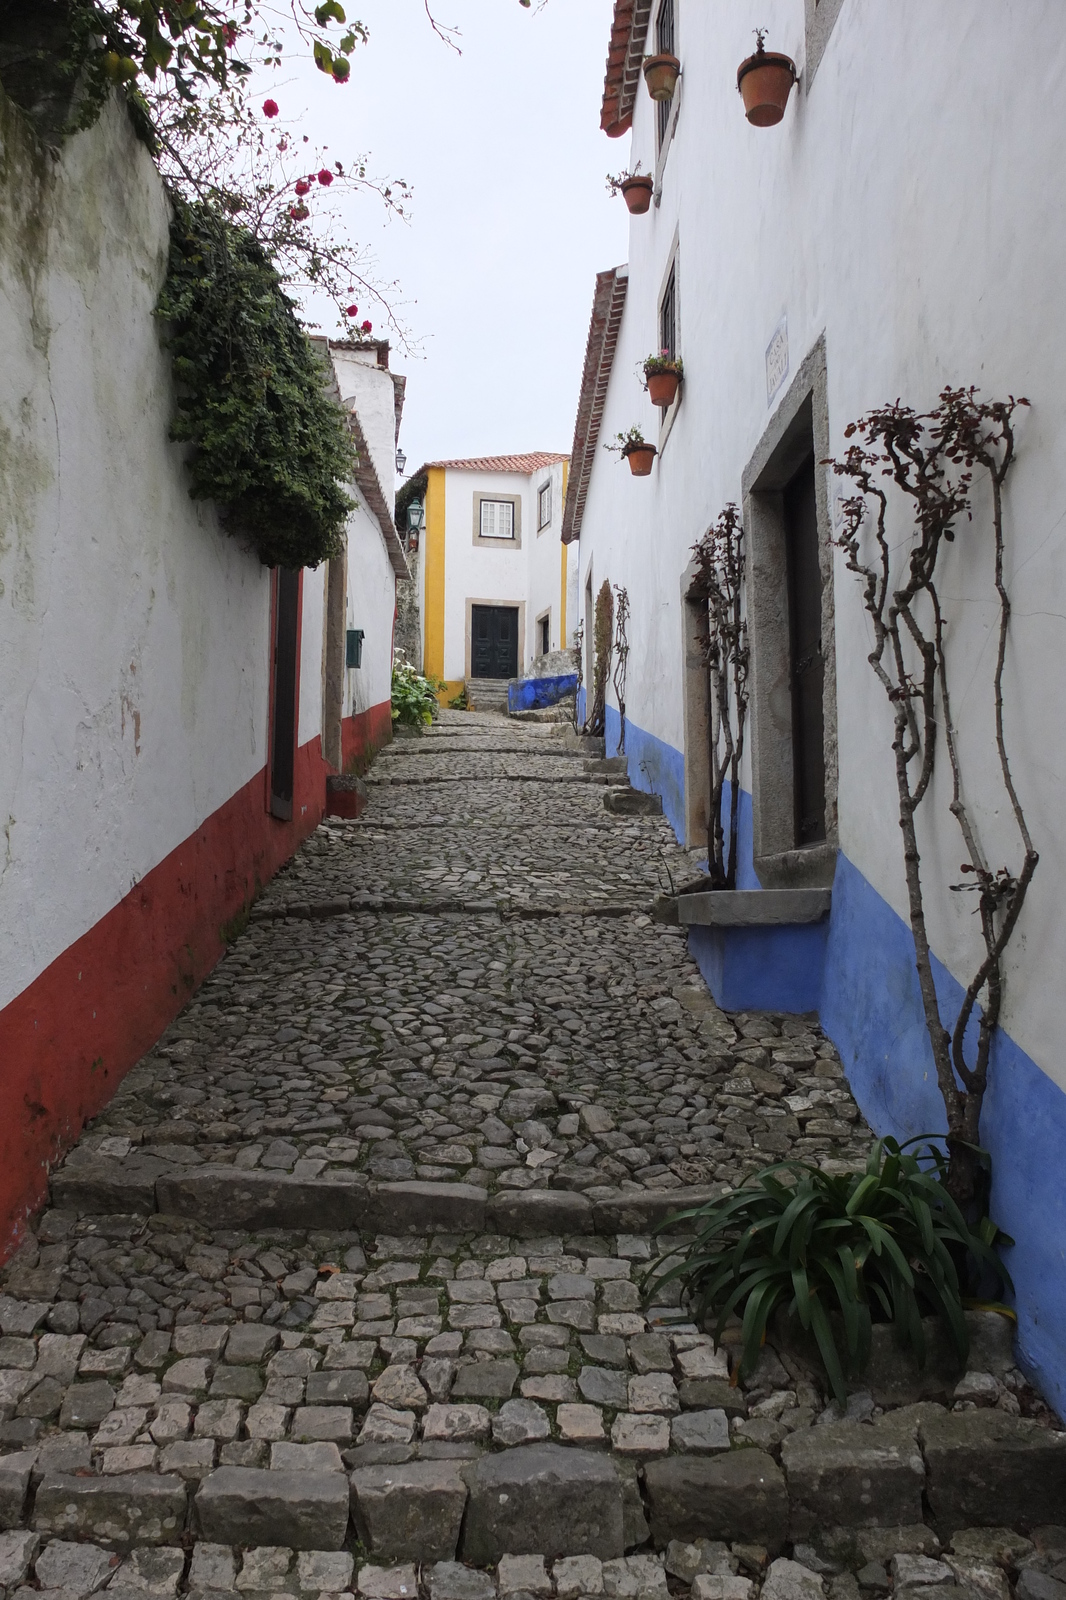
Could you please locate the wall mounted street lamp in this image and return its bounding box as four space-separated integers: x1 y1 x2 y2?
396 449 407 475
406 499 424 551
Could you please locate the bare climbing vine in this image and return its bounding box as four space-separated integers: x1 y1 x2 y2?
828 388 1037 1204
585 580 614 738
572 619 584 734
690 505 749 889
612 585 631 755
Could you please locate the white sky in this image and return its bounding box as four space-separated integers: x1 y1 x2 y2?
262 0 629 477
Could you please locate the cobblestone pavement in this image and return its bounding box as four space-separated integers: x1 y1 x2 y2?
2 714 1062 1593
63 712 871 1204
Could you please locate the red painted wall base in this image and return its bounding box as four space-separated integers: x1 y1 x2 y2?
342 700 393 771
0 730 348 1256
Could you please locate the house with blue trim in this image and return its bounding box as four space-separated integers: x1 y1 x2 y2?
562 0 1066 1415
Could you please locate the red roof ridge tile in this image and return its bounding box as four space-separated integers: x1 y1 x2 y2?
562 266 629 547
601 0 653 138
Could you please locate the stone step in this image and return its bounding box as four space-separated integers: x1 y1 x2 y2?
46 1165 722 1235
466 680 510 712
9 1413 1066 1561
604 787 664 816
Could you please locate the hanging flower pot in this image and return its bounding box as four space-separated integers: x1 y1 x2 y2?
643 52 681 102
620 174 654 215
737 33 796 126
624 442 657 476
644 352 683 408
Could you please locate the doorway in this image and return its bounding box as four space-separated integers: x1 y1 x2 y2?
783 454 826 846
270 568 300 820
470 605 519 678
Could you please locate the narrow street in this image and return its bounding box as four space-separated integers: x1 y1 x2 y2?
0 716 1058 1588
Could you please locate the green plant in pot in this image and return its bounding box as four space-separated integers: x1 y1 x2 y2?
607 166 654 216
644 1136 1012 1402
606 426 657 478
644 349 683 407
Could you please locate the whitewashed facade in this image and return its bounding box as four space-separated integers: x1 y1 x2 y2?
411 453 569 700
564 0 1066 1412
0 89 403 1247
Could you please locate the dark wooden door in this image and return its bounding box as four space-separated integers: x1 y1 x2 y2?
783 456 826 847
471 605 518 678
270 568 300 820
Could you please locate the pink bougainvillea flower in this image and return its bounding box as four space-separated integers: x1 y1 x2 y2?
346 305 359 317
294 179 310 196
262 99 279 117
318 169 334 186
360 320 372 334
221 22 237 46
289 202 309 220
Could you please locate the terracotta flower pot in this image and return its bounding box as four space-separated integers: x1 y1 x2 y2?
620 175 654 215
642 52 681 102
646 368 681 407
737 50 796 126
624 444 657 477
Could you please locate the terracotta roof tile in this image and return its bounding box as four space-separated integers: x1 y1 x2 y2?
420 452 569 474
601 0 653 138
561 266 628 547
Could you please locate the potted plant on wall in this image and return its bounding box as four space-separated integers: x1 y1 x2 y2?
607 165 654 216
644 350 683 408
737 28 797 126
607 426 657 477
643 50 680 102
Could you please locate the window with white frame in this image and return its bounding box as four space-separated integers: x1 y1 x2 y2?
479 499 515 540
537 481 552 530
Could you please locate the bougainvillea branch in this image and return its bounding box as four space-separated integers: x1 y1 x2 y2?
612 585 631 755
828 388 1037 1202
690 504 749 890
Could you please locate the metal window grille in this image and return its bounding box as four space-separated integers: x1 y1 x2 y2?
480 500 515 539
656 0 676 147
660 264 677 363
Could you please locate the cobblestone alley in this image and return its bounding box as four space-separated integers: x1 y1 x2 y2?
1 715 1062 1600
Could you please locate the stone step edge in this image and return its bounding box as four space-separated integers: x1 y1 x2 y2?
365 774 627 787
48 1169 720 1235
247 897 651 923
19 1420 1066 1561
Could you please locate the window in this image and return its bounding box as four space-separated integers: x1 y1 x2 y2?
537 481 552 530
479 499 515 540
538 613 550 655
655 0 675 148
659 261 677 365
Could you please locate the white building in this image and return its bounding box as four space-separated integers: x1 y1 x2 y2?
405 453 570 703
0 92 405 1246
564 0 1066 1412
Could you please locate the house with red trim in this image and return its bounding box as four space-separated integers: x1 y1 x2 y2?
0 94 405 1251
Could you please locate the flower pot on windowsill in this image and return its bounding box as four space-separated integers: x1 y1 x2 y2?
646 367 681 407
737 46 797 126
620 175 654 215
623 443 657 477
643 52 681 102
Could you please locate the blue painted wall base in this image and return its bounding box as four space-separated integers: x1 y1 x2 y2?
567 701 1066 1413
508 673 577 713
688 919 829 1014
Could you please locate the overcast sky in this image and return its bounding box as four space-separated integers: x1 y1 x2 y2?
264 0 629 477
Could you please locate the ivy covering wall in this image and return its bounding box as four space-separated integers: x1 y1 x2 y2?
156 198 354 569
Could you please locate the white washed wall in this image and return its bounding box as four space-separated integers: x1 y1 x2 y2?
0 92 288 1012
526 460 567 656
441 468 532 680
576 0 1066 1087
